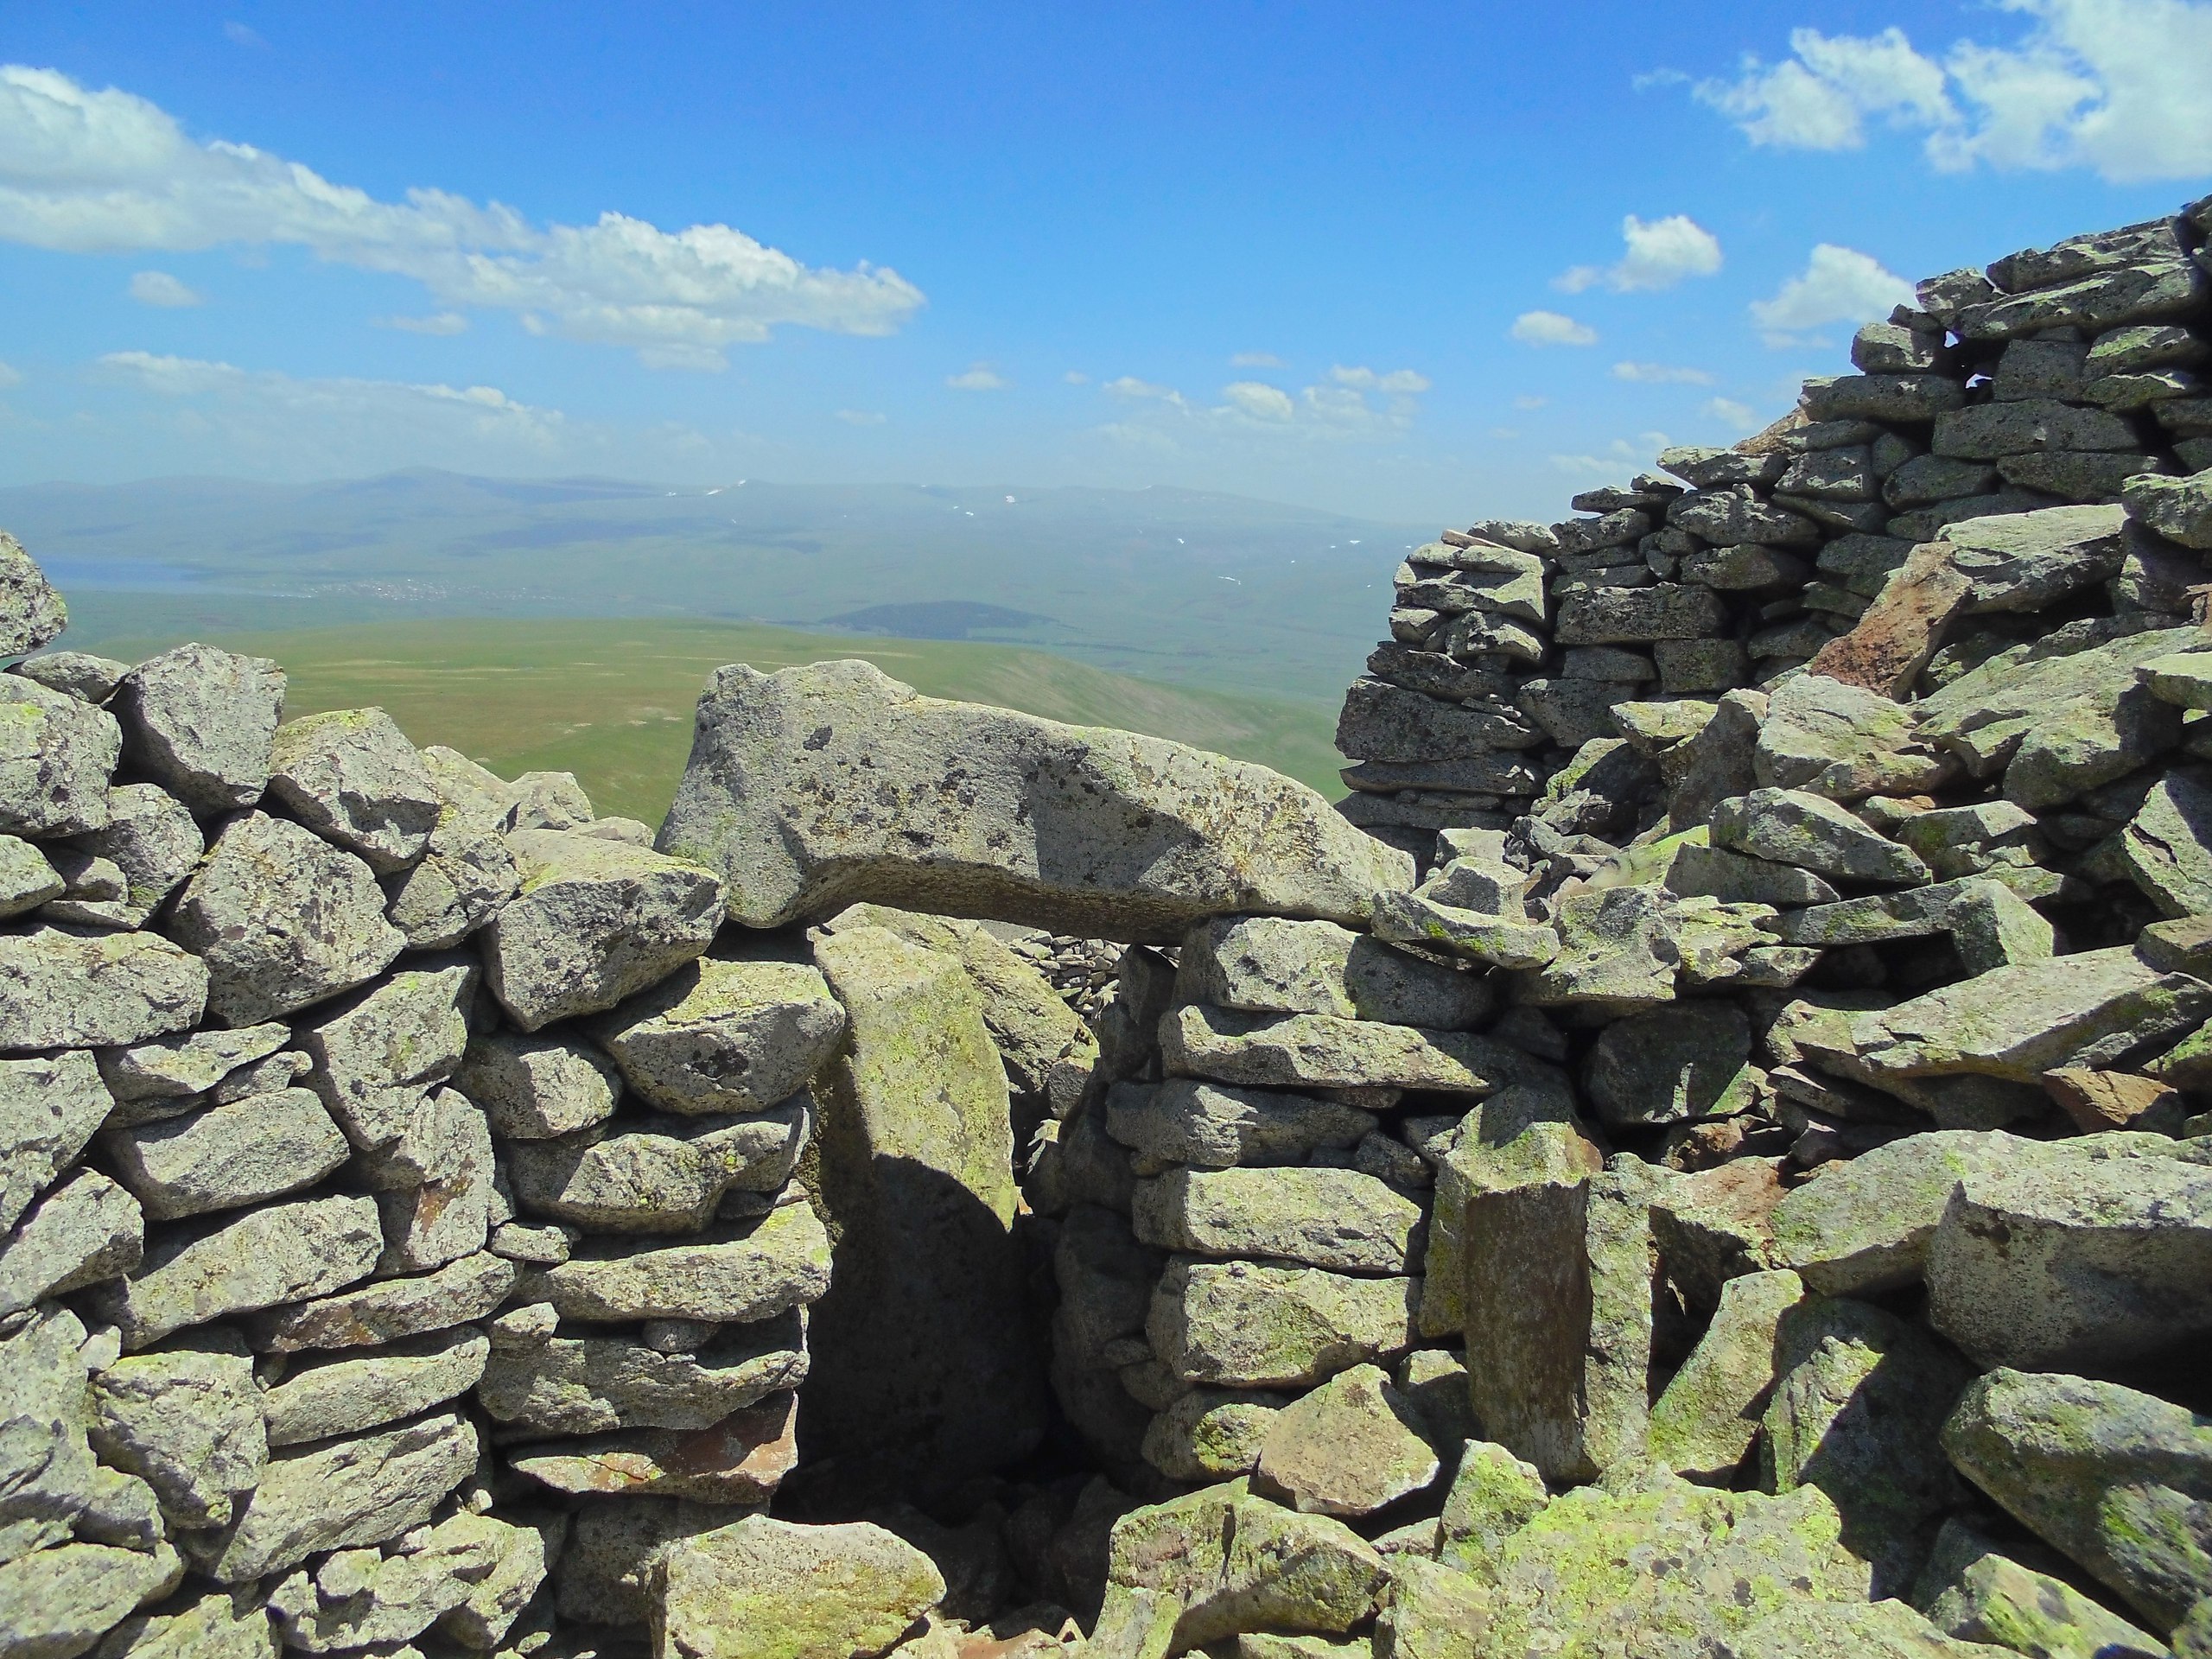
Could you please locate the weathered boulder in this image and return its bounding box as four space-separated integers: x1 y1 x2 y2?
1103 1479 1389 1650
454 1027 620 1141
2126 467 2212 550
1914 1517 2167 1659
589 953 846 1114
1178 915 1489 1028
1134 1166 1422 1274
1709 788 1930 883
1943 1368 2212 1631
354 1084 496 1274
1147 1257 1419 1389
0 1167 143 1317
379 792 519 950
658 659 1412 941
169 812 406 1026
1142 1389 1282 1482
0 1049 114 1230
1754 674 1952 800
1255 1363 1440 1516
1939 504 2133 611
1763 1297 1972 1597
266 1510 531 1656
1926 1144 2212 1371
477 1306 808 1434
1649 1269 1803 1483
91 1591 283 1659
805 924 1045 1490
113 644 285 816
480 830 722 1031
1374 1557 1491 1659
1105 1079 1374 1172
0 1542 180 1659
1583 1001 1754 1126
650 1515 944 1659
1163 1003 1534 1096
87 1343 267 1530
190 1412 479 1586
266 708 442 873
95 1193 385 1350
0 676 120 836
0 834 61 918
1436 1439 1550 1581
519 1194 830 1324
0 925 209 1051
44 783 202 929
297 958 474 1150
1770 1130 2020 1294
2120 768 2212 917
0 532 66 656
1715 1598 1992 1657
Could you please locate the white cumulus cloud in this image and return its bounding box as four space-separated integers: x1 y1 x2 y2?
1557 215 1724 294
1511 310 1599 347
0 64 925 367
1330 365 1431 393
128 270 201 307
1104 375 1178 400
1222 381 1295 421
945 363 1007 391
1694 2 2212 182
1750 245 1915 346
1612 361 1715 385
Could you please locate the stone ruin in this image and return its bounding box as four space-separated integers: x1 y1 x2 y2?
6 195 2212 1659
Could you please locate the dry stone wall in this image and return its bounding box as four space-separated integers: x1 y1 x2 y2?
10 193 2212 1659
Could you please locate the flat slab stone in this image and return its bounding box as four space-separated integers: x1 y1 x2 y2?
1649 1268 1803 1483
1132 1166 1423 1274
0 926 207 1051
1146 1256 1418 1389
102 1088 349 1221
247 1249 516 1353
260 1327 491 1447
477 1307 808 1435
1177 915 1490 1028
1105 1079 1374 1172
505 1103 810 1233
588 955 847 1114
506 1390 798 1503
1255 1363 1440 1516
519 1195 831 1324
651 1515 945 1659
658 659 1412 942
1161 1003 1531 1096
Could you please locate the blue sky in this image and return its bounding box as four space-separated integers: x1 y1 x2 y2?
1 0 2208 520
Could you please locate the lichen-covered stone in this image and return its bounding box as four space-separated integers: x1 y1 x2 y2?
44 783 203 930
1716 1597 1992 1657
521 1194 830 1324
95 1192 385 1350
1649 1269 1803 1483
380 800 520 949
505 1103 810 1233
1709 787 1930 883
1147 1257 1418 1389
588 954 846 1114
1437 1440 1549 1582
1178 915 1489 1028
169 811 405 1026
0 925 207 1050
355 1084 496 1274
0 675 121 838
1255 1363 1440 1516
1770 1129 2022 1294
507 1390 798 1503
454 1027 620 1141
266 707 442 873
1584 1002 1754 1127
1942 1368 2212 1632
1913 1517 2167 1659
1376 1556 1491 1659
1754 673 1954 800
297 958 475 1150
113 644 285 816
1105 1078 1374 1172
101 1088 348 1221
92 1591 281 1659
266 1510 524 1656
87 1344 267 1530
1163 1003 1534 1096
260 1327 490 1446
190 1411 479 1586
1763 1296 1973 1597
0 1049 113 1230
0 533 67 657
247 1249 515 1354
651 1515 945 1659
0 835 61 919
660 659 1412 940
0 1168 143 1317
0 1542 178 1659
481 829 723 1031
477 1308 807 1435
1133 1166 1422 1274
1141 1389 1282 1483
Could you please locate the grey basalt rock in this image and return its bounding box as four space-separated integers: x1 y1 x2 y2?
1914 1517 2168 1659
454 1027 620 1141
1162 1002 1535 1096
259 1327 490 1446
651 1515 946 1659
482 829 723 1031
0 532 67 657
9 651 127 705
1709 787 1930 884
95 1192 385 1350
0 834 61 918
588 955 846 1115
101 1088 349 1221
1177 913 1489 1029
476 1306 808 1434
43 784 202 930
168 811 406 1027
1147 1256 1418 1389
504 1102 810 1233
88 1342 268 1530
264 706 442 874
1133 1166 1422 1274
1752 674 1953 801
112 644 285 816
189 1410 479 1586
0 1048 114 1230
659 659 1412 941
0 675 121 837
1106 1078 1375 1172
379 800 520 948
1940 503 2133 611
1943 1368 2212 1631
0 925 208 1050
297 957 474 1150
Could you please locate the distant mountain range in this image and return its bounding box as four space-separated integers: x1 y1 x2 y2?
1 470 1430 708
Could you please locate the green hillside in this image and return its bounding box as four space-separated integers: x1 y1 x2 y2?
80 615 1348 824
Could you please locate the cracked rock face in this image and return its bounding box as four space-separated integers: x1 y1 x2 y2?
266 707 443 874
113 644 286 816
0 676 122 837
589 955 848 1115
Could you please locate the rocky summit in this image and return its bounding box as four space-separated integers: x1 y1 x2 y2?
8 198 2212 1659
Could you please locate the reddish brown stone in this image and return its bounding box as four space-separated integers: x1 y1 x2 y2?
1808 542 1972 698
2040 1067 2182 1133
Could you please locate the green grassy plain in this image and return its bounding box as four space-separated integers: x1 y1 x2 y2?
87 615 1347 824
